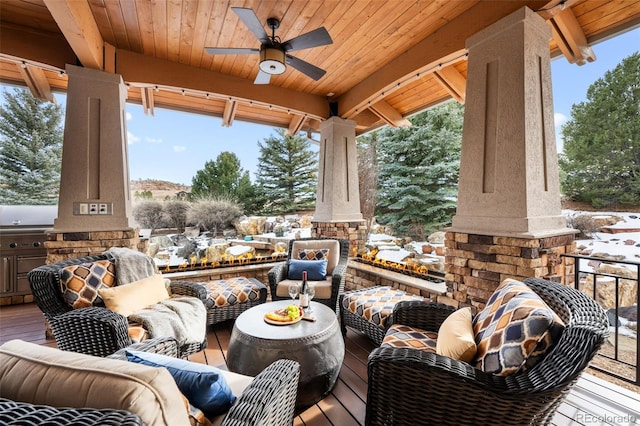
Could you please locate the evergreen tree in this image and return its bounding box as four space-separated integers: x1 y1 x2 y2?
255 129 317 214
376 101 464 239
357 131 379 233
190 151 259 212
0 88 63 204
559 52 640 208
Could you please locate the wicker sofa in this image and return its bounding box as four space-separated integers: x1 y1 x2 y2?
365 277 610 425
0 339 300 426
28 253 208 358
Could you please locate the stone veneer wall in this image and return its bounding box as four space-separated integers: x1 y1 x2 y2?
443 232 576 310
312 220 367 257
45 229 140 264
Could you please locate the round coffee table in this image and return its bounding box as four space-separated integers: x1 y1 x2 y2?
227 300 345 408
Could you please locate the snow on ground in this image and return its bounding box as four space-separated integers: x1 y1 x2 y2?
566 210 640 264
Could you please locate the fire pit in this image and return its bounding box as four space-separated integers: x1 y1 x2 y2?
354 248 445 281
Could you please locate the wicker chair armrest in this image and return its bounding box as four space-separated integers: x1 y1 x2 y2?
107 337 180 361
267 261 288 294
367 342 596 425
332 261 347 280
366 347 509 425
268 261 288 282
329 262 347 314
169 280 208 300
389 300 456 331
0 398 144 426
221 359 300 426
50 307 131 357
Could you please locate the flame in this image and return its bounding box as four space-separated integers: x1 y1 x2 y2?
357 250 430 279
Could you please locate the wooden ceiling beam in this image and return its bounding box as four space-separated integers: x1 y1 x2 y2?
222 99 237 127
433 65 467 103
336 1 548 119
0 24 75 70
43 0 104 70
549 7 595 65
115 49 328 121
368 100 411 128
286 114 306 136
140 87 155 116
19 64 55 102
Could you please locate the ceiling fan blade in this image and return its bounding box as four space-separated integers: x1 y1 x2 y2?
231 7 269 43
205 47 259 55
285 55 326 80
254 70 272 85
283 27 333 52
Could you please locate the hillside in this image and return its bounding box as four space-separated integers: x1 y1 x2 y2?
130 179 190 200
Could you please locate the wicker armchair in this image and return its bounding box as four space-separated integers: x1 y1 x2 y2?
268 238 349 314
365 277 610 426
28 253 207 358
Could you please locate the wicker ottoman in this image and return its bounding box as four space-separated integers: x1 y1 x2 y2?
339 286 424 345
199 277 268 325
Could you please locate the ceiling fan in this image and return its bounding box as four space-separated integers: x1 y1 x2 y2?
205 7 333 85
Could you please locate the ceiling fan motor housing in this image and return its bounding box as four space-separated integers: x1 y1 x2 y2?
260 46 286 75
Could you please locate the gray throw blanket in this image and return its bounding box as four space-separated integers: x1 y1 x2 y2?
105 247 158 285
128 296 206 346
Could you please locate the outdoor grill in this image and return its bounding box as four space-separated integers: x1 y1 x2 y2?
0 205 56 303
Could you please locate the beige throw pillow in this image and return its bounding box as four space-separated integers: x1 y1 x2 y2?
436 307 477 363
99 274 170 317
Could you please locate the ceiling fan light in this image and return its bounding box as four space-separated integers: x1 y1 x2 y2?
259 47 286 75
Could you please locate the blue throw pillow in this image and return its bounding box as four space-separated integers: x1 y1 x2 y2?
288 259 328 281
126 350 236 417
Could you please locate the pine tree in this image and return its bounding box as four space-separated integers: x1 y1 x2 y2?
0 88 63 205
190 151 259 212
559 52 640 208
255 129 317 214
376 101 464 239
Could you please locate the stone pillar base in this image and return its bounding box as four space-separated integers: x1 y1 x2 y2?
45 228 140 264
312 220 366 257
443 231 575 310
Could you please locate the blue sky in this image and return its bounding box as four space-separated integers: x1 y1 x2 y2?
6 27 638 186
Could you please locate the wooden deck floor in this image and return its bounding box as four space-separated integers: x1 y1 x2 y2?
1 303 638 425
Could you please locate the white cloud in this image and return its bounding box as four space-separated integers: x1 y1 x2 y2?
127 131 140 144
554 113 568 153
126 112 132 121
146 137 162 144
554 112 568 128
173 145 187 152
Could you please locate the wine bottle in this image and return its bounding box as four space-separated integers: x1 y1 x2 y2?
299 270 309 309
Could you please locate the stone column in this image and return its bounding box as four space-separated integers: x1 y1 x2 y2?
48 65 138 261
443 8 576 310
312 117 366 255
451 7 569 238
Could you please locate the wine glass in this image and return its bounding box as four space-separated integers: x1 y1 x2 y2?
306 284 316 313
288 283 300 301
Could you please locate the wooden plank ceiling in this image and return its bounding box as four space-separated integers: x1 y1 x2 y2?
1 0 639 135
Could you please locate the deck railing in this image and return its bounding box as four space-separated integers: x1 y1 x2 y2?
562 253 639 385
